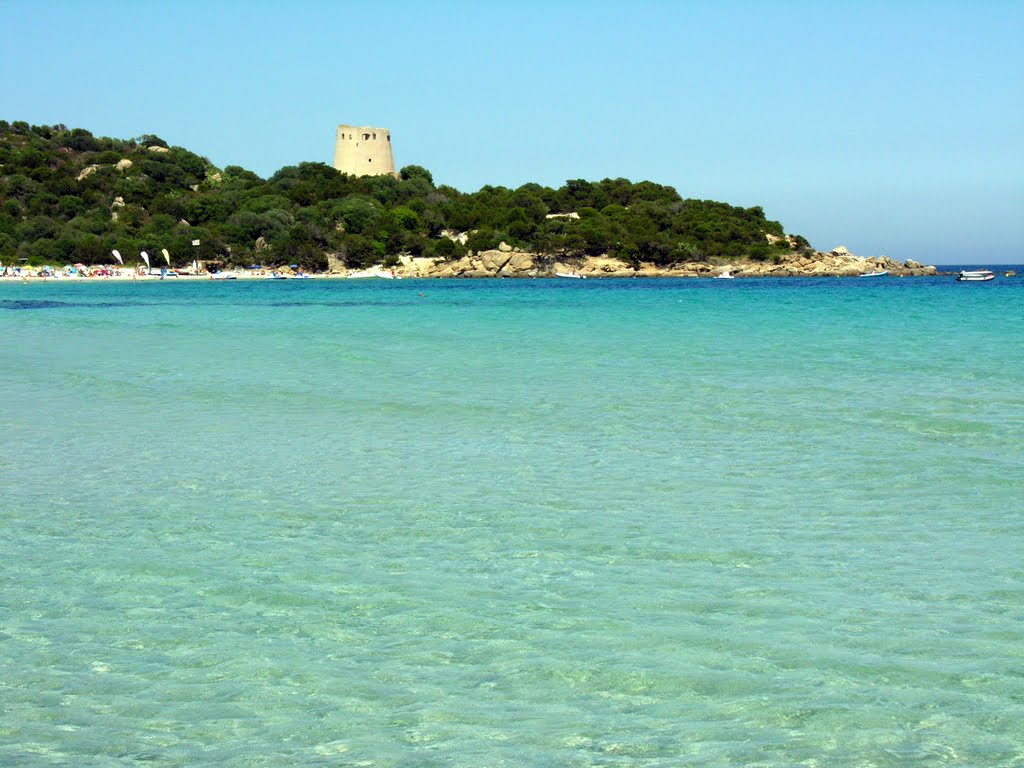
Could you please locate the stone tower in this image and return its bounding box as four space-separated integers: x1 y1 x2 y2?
333 125 396 177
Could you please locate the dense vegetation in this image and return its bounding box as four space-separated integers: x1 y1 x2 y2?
0 121 810 270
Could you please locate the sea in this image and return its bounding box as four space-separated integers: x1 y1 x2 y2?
1 269 1022 767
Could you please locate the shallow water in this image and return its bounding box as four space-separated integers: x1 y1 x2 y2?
1 275 1022 766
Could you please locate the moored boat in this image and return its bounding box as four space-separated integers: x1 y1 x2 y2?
859 270 888 278
956 270 995 282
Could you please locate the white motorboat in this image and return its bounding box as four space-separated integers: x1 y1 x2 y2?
556 272 583 279
713 270 735 279
956 270 994 282
859 270 888 278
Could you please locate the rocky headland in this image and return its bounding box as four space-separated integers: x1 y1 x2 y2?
369 244 937 279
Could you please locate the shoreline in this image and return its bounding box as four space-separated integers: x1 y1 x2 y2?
0 269 966 282
0 247 949 282
9 251 1014 283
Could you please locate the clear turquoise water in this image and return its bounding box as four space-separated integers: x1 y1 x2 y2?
1 275 1022 767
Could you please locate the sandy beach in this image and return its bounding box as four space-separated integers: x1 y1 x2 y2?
0 266 331 282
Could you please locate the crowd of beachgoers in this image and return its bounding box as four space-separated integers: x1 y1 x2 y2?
0 263 321 280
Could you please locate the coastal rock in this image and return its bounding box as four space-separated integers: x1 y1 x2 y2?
575 256 636 277
76 164 99 181
502 252 535 274
387 244 938 279
115 158 133 171
498 241 513 253
636 264 665 277
478 249 510 273
110 196 125 209
326 253 346 274
397 255 441 276
147 145 170 153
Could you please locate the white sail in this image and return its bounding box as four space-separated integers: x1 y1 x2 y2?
111 249 123 265
161 248 171 266
140 251 150 268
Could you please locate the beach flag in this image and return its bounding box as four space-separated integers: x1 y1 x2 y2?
111 249 123 264
161 248 171 266
140 251 150 268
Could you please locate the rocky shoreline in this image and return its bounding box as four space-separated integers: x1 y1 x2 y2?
4 245 940 282
369 245 937 279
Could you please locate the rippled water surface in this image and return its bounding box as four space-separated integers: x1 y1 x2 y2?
2 275 1022 766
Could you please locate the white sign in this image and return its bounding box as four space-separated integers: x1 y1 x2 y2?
192 240 201 246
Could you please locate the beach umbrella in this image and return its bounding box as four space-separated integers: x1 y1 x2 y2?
161 248 171 266
140 251 150 268
111 249 123 265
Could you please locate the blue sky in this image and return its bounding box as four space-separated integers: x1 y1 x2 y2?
2 0 1022 264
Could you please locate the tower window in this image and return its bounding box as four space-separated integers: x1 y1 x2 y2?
363 133 370 141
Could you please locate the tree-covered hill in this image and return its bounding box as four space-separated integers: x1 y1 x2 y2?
0 121 810 270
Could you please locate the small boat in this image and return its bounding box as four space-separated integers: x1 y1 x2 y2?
956 270 995 282
859 270 888 278
713 270 735 279
266 272 288 280
210 272 237 280
556 272 583 279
